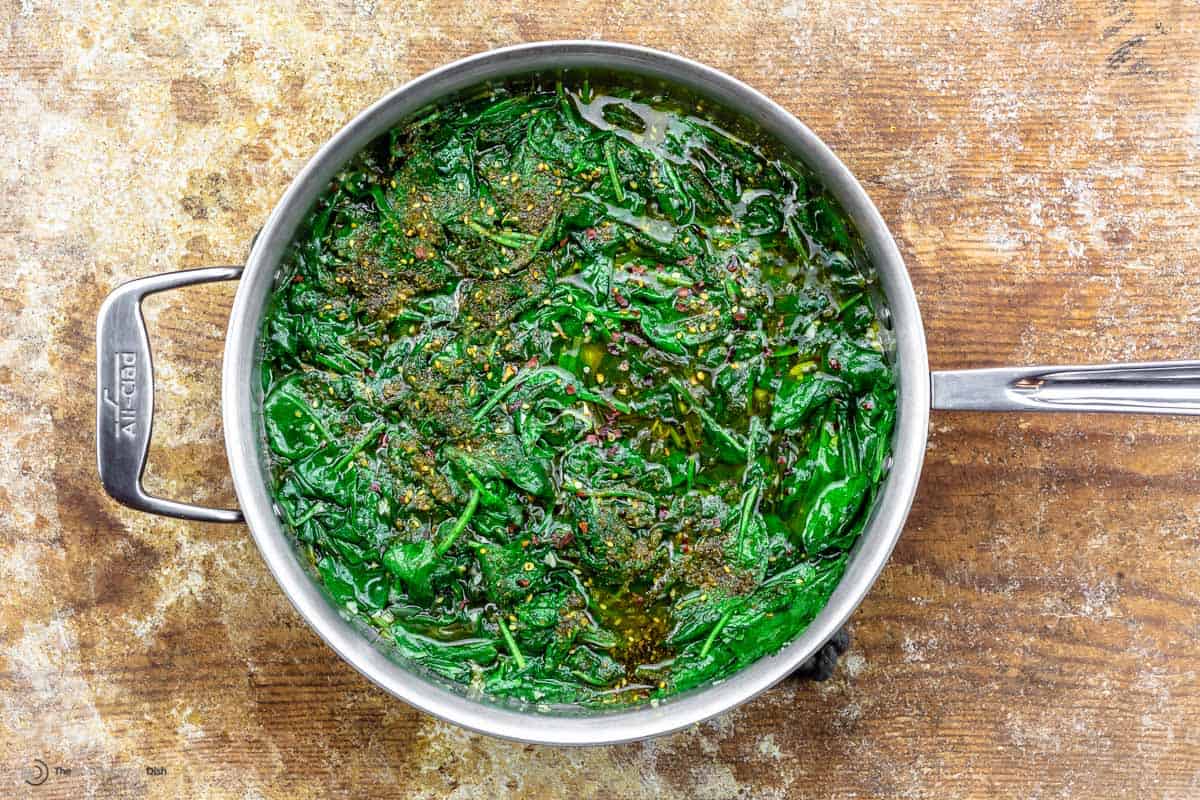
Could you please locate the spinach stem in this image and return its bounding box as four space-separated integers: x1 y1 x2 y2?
737 482 760 540
604 137 625 202
288 502 325 528
436 488 481 556
312 188 342 240
333 422 385 472
528 210 561 254
655 271 694 287
498 618 527 669
667 426 686 450
573 487 654 502
408 108 442 129
784 214 810 259
370 186 401 229
466 219 537 249
472 366 555 423
669 378 748 457
657 153 685 200
700 607 736 658
555 79 573 120
473 366 631 425
576 388 633 415
837 293 864 315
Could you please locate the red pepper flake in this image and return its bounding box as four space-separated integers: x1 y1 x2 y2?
369 481 381 493
678 255 697 266
829 357 842 371
862 399 875 411
554 530 575 549
681 544 691 553
565 384 576 396
517 578 530 587
733 310 747 322
414 244 430 260
525 356 539 369
676 287 690 298
292 275 303 283
578 521 589 533
776 456 787 466
585 434 600 445
364 367 377 377
675 302 688 313
379 432 389 447
614 292 629 308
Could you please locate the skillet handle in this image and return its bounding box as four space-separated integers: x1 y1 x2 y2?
96 267 244 522
931 361 1200 415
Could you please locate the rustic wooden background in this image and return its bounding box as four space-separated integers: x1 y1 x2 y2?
2 1 1198 797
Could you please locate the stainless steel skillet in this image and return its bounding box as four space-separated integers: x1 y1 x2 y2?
95 41 1200 744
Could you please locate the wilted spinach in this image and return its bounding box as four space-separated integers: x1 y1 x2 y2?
259 74 896 707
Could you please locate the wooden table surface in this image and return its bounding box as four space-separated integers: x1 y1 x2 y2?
2 1 1198 797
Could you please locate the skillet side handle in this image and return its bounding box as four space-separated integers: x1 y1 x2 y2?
931 361 1200 415
96 267 245 522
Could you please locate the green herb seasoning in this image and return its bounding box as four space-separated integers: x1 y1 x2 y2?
259 76 896 706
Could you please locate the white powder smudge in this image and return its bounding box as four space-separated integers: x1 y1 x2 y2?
757 733 783 760
1078 579 1119 620
2 613 116 760
124 532 251 642
172 704 206 742
842 652 867 678
901 635 927 663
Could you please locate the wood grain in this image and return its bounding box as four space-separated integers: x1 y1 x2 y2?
1 1 1198 798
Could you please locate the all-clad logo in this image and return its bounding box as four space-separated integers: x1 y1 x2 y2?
102 352 138 438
